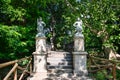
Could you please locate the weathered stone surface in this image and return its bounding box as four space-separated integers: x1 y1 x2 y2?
29 23 47 79
47 51 73 71
28 17 93 80
33 53 47 73
36 37 47 53
27 72 47 80
73 52 88 76
74 36 84 51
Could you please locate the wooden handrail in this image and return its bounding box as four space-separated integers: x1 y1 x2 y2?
1 55 118 80
89 55 117 79
0 60 18 68
19 58 32 80
89 56 120 64
88 65 113 72
89 55 108 78
88 64 113 68
3 63 18 80
0 56 31 68
17 66 30 74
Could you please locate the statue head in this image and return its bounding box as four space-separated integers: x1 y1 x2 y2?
39 17 42 21
37 17 42 22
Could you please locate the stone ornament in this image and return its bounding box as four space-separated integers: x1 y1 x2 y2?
36 17 46 37
73 17 83 37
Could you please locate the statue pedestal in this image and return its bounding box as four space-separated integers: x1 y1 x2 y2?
73 52 88 76
28 52 47 80
36 37 46 53
27 18 47 80
28 36 47 80
73 35 88 76
74 36 84 51
32 52 47 73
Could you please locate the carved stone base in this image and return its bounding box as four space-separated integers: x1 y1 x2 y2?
32 52 47 73
72 52 88 76
27 72 47 80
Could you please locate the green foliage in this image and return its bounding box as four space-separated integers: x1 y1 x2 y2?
0 0 120 60
19 59 29 66
116 69 120 79
90 70 113 80
0 0 26 23
70 0 120 55
96 71 106 80
0 24 35 60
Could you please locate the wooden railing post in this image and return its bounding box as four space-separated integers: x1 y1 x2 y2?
30 62 32 74
19 59 32 80
3 63 18 80
14 68 17 80
112 64 116 80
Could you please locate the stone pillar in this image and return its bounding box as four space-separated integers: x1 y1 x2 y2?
73 36 88 75
73 52 88 75
27 17 47 80
33 37 47 73
73 18 88 77
28 37 47 80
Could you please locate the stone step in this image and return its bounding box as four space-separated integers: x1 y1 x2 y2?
47 65 73 69
47 51 73 74
47 52 72 54
45 75 93 80
47 69 73 73
29 72 93 80
28 72 47 80
47 54 72 58
47 57 72 61
47 58 72 62
48 51 71 54
47 55 72 58
47 60 72 65
47 61 72 65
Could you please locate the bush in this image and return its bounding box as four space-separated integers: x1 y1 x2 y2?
0 24 35 60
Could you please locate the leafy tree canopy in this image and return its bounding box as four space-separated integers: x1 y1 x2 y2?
0 0 120 60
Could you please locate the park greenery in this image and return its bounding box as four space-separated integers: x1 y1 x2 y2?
0 0 120 61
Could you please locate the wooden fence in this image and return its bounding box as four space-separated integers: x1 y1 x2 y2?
88 55 118 80
0 56 32 80
0 55 119 80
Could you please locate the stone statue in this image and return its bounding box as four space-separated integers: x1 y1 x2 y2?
73 18 83 37
36 17 46 37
